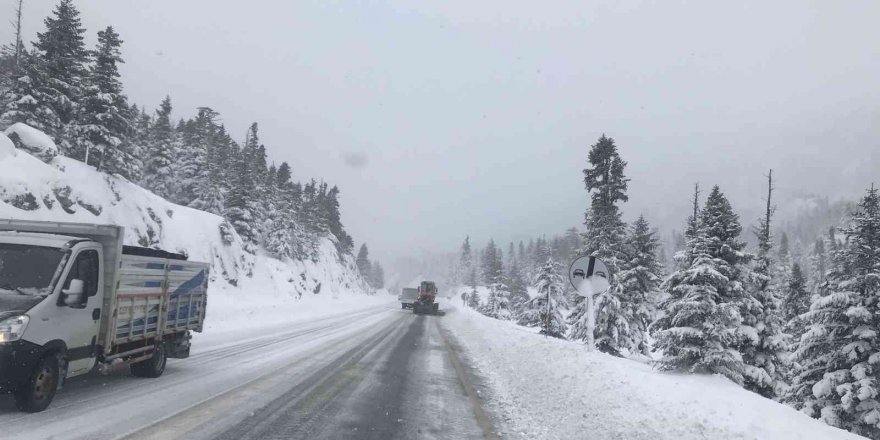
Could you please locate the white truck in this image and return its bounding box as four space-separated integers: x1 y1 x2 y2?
0 219 209 412
398 287 418 309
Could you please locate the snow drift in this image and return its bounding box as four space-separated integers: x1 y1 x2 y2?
445 306 861 440
0 128 373 329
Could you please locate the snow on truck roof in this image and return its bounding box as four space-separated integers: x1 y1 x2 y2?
0 232 188 260
0 230 84 249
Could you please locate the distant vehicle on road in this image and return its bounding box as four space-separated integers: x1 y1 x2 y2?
0 219 209 412
398 287 418 309
412 281 440 315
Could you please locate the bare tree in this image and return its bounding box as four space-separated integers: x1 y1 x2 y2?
11 0 24 68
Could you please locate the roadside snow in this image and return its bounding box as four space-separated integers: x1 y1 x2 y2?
445 306 861 440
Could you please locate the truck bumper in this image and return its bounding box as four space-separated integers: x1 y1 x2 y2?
0 340 43 392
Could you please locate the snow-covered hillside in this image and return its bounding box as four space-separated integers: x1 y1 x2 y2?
0 127 373 326
445 306 861 440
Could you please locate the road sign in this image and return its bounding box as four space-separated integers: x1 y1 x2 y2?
569 255 610 296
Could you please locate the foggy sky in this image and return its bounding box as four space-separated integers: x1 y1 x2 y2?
4 0 878 264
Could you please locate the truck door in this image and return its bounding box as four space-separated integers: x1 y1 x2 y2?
56 248 103 376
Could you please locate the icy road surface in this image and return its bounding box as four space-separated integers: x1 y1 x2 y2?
0 303 497 440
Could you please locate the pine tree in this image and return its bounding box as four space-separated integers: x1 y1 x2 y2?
479 239 507 318
0 49 62 138
569 134 630 352
224 123 261 244
225 152 259 245
458 236 473 287
518 256 567 338
787 186 880 436
141 96 176 198
739 170 786 398
483 281 512 320
652 229 746 383
33 0 89 149
782 263 809 342
652 186 749 384
265 162 307 259
356 244 372 284
179 107 224 214
481 239 503 286
507 253 529 311
617 215 663 356
467 279 480 310
675 183 702 270
807 238 827 297
77 27 134 176
371 263 385 289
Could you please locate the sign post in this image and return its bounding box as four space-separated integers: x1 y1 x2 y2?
568 255 612 351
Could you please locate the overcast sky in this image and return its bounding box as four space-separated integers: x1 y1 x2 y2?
3 0 878 264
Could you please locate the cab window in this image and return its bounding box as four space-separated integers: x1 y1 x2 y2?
61 250 100 306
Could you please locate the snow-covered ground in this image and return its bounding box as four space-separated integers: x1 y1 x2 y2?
444 306 862 440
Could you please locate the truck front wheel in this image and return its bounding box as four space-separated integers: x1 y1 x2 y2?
131 343 167 378
14 355 60 413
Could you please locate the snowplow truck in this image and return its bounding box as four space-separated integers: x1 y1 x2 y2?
412 281 439 315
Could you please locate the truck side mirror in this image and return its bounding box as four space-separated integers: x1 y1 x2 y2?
63 279 85 306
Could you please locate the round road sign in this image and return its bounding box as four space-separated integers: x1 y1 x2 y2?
569 255 611 296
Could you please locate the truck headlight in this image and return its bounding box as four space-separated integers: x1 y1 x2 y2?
0 315 29 343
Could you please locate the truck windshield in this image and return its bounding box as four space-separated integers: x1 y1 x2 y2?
0 243 67 297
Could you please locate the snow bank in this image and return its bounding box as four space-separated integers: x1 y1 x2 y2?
3 123 57 162
0 133 16 160
0 143 372 330
444 307 861 440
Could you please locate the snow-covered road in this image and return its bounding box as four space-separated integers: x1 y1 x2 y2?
0 302 496 440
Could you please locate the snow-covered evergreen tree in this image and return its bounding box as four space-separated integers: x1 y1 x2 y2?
483 281 512 320
739 171 786 398
225 152 259 246
782 263 809 344
617 215 663 356
787 186 880 436
467 282 480 309
519 256 568 338
371 263 385 289
224 123 260 245
76 27 134 176
479 239 509 318
569 134 630 352
33 0 89 150
481 239 503 286
0 50 61 136
141 96 176 199
652 185 749 384
179 107 224 214
653 229 746 383
457 236 473 287
807 238 827 297
506 253 529 312
356 244 372 283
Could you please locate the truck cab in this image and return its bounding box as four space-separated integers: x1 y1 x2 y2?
0 232 105 409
